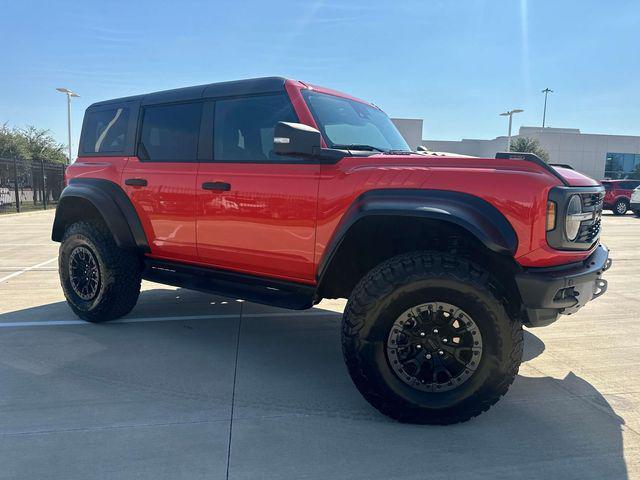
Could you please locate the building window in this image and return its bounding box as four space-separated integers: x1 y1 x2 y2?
604 152 640 179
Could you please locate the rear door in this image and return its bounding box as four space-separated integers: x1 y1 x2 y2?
122 102 202 263
196 94 319 282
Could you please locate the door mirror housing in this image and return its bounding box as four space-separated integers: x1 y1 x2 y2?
274 122 321 157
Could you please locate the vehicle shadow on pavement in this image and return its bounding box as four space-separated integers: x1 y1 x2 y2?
0 288 628 479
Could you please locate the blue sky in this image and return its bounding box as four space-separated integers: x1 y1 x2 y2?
1 0 638 156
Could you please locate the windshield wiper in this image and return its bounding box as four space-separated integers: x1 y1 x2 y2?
332 144 386 152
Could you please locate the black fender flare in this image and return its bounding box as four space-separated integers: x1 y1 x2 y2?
52 178 149 252
317 189 518 282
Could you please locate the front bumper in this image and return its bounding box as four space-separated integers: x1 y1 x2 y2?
515 244 612 327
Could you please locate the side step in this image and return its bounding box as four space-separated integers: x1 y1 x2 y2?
142 259 316 310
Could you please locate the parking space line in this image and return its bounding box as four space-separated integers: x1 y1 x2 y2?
0 257 58 284
0 267 57 271
0 244 55 247
0 310 339 328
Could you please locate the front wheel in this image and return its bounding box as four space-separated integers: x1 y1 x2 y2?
59 221 142 322
613 199 629 215
341 251 523 424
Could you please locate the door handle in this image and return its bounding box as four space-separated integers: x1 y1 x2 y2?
125 178 148 187
202 181 231 191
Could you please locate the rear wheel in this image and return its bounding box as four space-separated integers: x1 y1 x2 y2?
59 221 142 322
341 251 523 424
613 199 629 215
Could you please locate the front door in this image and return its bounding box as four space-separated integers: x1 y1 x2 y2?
196 94 319 283
123 101 202 263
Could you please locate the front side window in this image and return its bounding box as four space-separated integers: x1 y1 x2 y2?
82 107 130 154
139 102 202 161
214 94 298 162
302 90 410 152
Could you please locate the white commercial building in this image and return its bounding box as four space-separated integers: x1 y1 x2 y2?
391 118 640 181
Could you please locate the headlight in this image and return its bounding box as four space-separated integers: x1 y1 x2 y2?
565 194 583 241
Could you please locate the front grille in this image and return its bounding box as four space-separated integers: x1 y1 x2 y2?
581 191 604 209
577 218 601 243
576 191 603 245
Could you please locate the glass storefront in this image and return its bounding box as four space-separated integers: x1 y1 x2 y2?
604 152 640 179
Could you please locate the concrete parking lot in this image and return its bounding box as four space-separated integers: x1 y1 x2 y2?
1 210 639 480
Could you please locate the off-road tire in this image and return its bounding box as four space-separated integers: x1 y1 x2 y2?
613 199 629 216
59 221 142 322
342 251 523 424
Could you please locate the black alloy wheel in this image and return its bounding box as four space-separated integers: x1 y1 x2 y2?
387 302 483 392
68 246 101 301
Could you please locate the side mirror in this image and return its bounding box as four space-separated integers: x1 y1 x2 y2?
274 122 321 157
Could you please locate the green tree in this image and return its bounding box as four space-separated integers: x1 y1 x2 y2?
509 136 550 162
0 124 30 160
0 124 67 164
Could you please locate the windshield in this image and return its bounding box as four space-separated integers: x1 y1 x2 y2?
301 90 411 152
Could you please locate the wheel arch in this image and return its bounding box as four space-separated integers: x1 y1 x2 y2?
52 179 149 252
316 189 520 302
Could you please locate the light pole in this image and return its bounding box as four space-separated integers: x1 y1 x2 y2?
499 109 524 152
541 88 553 128
56 88 80 163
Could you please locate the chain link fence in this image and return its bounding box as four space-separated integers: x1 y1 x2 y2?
0 157 66 214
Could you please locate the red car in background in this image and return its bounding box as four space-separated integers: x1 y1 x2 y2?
602 180 640 215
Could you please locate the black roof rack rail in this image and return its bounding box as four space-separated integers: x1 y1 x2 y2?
495 151 569 186
88 76 289 109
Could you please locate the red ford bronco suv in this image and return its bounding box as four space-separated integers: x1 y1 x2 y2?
52 77 611 424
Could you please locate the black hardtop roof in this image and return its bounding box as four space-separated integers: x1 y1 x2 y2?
88 76 290 109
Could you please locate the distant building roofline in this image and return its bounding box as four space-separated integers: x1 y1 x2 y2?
424 126 640 143
519 126 581 135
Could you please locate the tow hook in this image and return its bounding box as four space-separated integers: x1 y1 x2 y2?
593 278 608 300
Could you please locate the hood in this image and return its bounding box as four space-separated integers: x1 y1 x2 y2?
551 166 600 187
369 152 601 188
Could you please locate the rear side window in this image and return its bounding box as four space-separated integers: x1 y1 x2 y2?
214 94 298 162
82 107 130 154
139 102 202 161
